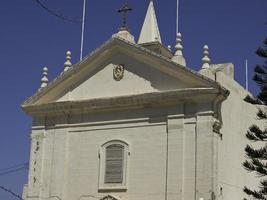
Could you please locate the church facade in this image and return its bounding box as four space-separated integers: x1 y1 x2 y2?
22 1 261 200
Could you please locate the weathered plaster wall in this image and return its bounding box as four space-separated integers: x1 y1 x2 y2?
66 121 166 200
216 71 264 200
25 102 218 200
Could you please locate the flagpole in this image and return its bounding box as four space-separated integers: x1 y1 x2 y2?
176 0 179 33
246 59 249 91
80 0 86 61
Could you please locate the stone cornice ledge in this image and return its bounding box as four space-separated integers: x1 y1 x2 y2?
22 88 229 116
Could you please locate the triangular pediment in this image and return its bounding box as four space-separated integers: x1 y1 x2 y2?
56 54 203 103
22 37 222 107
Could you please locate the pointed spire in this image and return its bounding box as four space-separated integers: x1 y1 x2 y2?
138 0 162 44
64 51 72 72
40 67 48 89
201 45 211 69
172 32 186 66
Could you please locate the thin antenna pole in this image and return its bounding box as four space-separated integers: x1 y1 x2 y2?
246 59 249 90
80 0 87 61
176 0 179 33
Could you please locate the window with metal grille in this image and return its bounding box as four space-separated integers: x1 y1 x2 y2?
104 144 124 184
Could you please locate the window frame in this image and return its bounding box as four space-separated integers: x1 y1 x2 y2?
99 140 129 191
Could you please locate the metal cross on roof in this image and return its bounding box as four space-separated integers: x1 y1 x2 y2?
118 2 132 30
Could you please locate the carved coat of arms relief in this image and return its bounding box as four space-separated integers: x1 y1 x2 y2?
113 64 125 81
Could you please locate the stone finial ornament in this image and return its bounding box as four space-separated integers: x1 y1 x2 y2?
64 51 72 72
201 45 211 69
199 45 214 79
40 67 48 89
175 32 183 56
171 32 186 66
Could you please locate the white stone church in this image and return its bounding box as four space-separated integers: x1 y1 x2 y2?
22 1 261 200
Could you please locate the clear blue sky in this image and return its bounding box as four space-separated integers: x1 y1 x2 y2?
0 0 266 199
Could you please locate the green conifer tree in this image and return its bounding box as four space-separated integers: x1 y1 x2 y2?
243 36 267 200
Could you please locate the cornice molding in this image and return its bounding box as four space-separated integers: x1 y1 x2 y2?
22 88 228 117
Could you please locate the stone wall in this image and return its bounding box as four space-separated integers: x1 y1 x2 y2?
25 102 219 200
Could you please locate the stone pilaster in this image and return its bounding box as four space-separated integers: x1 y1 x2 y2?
27 130 46 200
39 128 55 200
166 115 185 200
182 117 197 200
195 113 219 200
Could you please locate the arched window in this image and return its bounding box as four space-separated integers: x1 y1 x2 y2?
99 140 129 191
